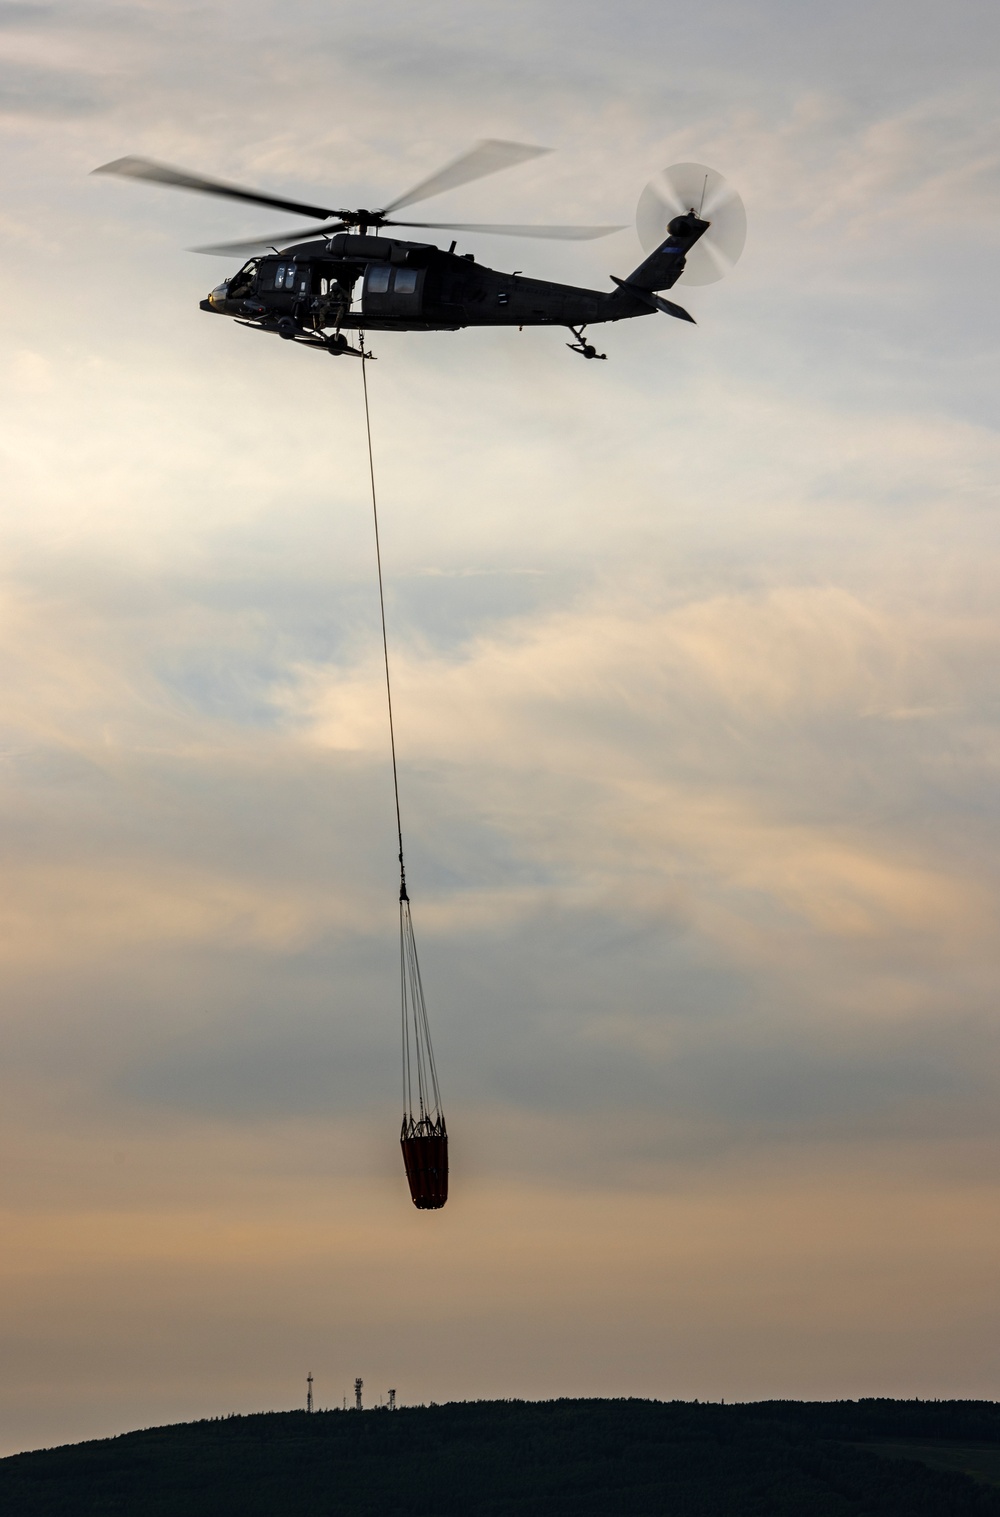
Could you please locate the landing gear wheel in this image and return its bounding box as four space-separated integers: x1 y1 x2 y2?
276 316 298 340
566 325 607 360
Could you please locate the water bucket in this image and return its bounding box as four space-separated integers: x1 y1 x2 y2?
400 1130 448 1210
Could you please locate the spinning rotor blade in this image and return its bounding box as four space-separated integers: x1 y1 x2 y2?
636 162 746 285
379 139 550 214
386 219 624 240
192 219 624 254
92 156 347 223
191 224 349 255
98 143 621 257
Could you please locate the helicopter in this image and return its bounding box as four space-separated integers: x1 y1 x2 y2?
93 141 746 360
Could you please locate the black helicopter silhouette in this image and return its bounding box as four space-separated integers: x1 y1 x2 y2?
94 141 746 360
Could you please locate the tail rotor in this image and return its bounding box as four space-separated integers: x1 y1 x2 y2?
636 162 747 285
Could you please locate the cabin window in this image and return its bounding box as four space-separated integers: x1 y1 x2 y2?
394 268 417 295
320 278 328 295
367 265 390 294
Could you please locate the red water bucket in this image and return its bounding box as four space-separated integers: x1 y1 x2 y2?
400 1131 449 1210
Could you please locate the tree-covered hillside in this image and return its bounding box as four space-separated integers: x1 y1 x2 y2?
2 1398 999 1515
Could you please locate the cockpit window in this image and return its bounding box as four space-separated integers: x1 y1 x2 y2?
274 265 286 288
284 266 297 290
228 259 260 299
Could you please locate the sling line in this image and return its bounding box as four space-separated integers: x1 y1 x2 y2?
360 347 448 1209
361 347 405 897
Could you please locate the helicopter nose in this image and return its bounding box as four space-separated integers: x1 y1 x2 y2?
207 281 230 307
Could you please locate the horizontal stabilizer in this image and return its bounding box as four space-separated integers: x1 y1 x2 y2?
610 276 696 323
651 294 696 323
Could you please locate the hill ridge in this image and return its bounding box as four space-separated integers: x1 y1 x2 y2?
3 1396 999 1515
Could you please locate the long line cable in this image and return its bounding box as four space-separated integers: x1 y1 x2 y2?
360 345 443 1130
361 345 407 903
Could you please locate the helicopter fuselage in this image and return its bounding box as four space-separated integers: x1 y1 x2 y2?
200 229 695 351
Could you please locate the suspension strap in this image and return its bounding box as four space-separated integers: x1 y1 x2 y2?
361 345 407 902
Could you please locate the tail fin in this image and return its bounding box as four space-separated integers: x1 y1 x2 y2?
616 211 709 294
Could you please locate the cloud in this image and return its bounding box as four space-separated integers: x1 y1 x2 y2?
1 0 999 1454
0 57 104 114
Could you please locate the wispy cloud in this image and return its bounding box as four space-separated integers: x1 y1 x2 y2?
0 0 999 1455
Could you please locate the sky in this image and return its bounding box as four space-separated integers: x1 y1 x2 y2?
1 0 999 1456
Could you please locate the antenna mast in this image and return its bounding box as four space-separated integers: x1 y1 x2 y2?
307 1372 313 1413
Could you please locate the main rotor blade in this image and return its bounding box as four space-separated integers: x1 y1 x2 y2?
191 224 349 255
388 219 624 240
92 156 347 222
380 139 550 215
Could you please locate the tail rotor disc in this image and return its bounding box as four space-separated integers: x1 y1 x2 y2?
636 162 747 285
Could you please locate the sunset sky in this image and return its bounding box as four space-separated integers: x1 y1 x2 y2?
1 0 999 1456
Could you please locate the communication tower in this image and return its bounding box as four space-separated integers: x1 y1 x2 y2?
388 1388 396 1411
354 1377 363 1411
307 1372 313 1413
